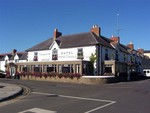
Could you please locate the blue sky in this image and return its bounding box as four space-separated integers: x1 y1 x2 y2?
0 0 150 53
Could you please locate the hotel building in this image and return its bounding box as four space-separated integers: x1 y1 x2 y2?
0 25 143 76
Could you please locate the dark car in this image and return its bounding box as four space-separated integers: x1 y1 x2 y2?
0 71 6 78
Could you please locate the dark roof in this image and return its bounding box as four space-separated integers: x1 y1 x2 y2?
0 52 27 61
119 44 130 54
17 52 28 60
58 32 99 48
92 33 114 49
110 42 130 54
26 38 54 52
0 55 5 61
26 32 114 51
142 58 150 69
144 50 150 53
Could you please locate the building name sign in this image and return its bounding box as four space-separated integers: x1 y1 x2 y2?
59 51 76 58
39 53 51 56
61 51 73 55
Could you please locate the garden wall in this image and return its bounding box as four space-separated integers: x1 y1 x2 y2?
19 75 117 85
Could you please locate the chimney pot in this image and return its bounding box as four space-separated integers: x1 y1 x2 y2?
90 25 101 36
110 36 120 43
127 42 134 50
53 28 62 40
138 48 144 54
12 49 17 56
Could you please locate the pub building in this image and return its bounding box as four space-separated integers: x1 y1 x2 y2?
0 25 143 77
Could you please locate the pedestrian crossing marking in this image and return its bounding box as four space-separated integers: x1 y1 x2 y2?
18 108 56 113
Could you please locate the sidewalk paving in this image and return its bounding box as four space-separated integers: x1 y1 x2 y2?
0 82 23 102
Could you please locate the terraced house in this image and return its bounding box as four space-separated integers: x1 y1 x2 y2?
0 25 144 77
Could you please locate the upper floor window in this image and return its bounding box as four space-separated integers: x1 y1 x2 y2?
115 50 119 61
15 59 19 62
52 48 58 60
5 60 8 64
130 56 134 63
33 52 38 61
77 48 84 59
123 54 127 62
111 52 115 60
105 49 109 60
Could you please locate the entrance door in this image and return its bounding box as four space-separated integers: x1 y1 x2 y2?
10 67 16 77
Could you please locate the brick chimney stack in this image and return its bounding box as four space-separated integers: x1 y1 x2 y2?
53 28 62 40
12 49 17 56
138 48 144 54
127 42 134 50
90 25 101 36
110 35 120 43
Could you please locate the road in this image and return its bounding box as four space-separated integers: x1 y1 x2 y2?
0 78 150 113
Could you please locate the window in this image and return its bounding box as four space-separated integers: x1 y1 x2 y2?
130 56 134 63
23 67 27 72
33 52 38 61
77 48 84 59
105 49 109 60
15 59 19 62
123 54 126 62
111 52 115 60
115 50 119 61
62 64 73 73
47 65 56 73
52 48 58 60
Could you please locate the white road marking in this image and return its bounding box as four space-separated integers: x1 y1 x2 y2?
18 108 56 113
32 92 116 113
85 101 116 113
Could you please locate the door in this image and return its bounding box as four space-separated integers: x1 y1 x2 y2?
10 67 16 77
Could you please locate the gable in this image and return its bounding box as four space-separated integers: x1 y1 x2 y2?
49 40 60 50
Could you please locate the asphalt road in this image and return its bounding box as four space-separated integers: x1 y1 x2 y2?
0 78 150 113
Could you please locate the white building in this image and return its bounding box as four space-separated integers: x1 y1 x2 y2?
144 50 150 58
0 25 144 77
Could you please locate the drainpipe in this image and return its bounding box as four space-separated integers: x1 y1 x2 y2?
96 45 100 75
100 45 102 76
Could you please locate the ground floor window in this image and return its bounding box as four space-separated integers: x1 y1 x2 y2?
58 64 73 73
105 67 112 73
47 65 56 73
17 61 90 75
105 65 112 73
23 67 27 72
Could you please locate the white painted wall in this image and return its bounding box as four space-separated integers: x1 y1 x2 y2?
27 45 96 62
0 61 5 71
144 53 150 58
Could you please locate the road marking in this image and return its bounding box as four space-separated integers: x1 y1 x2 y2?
85 101 116 113
18 108 56 113
32 92 116 113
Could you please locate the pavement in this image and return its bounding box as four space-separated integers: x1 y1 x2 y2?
0 82 23 102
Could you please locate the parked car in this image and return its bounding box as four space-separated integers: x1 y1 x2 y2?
143 69 150 77
0 71 6 78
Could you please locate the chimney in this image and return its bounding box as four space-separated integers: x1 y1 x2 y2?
110 35 120 43
12 49 17 56
138 48 144 54
127 42 134 50
53 28 62 40
90 25 101 36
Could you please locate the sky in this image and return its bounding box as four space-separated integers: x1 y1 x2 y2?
0 0 150 53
